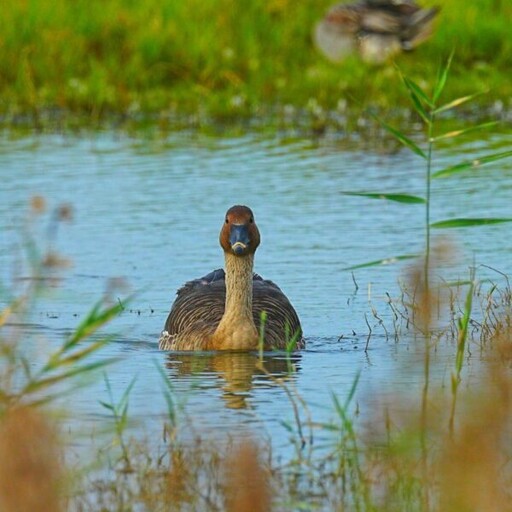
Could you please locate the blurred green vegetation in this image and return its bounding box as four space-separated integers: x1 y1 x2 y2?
0 0 511 123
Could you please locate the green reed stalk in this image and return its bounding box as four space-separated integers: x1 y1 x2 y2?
100 375 137 468
449 267 475 434
258 310 267 361
424 115 434 297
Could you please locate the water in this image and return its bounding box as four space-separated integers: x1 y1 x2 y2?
0 129 511 457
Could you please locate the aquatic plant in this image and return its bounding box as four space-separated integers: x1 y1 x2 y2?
344 53 512 285
100 375 137 468
0 198 124 412
344 54 512 447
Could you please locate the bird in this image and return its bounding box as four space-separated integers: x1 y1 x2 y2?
314 0 440 64
158 205 304 351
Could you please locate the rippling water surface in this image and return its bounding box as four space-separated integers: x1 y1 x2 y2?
0 130 511 455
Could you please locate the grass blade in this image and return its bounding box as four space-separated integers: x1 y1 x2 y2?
433 150 512 178
433 51 454 102
401 76 432 123
441 279 491 288
62 299 126 351
370 113 427 159
22 359 119 395
99 401 115 411
288 331 302 352
381 121 427 159
158 366 178 427
258 310 267 361
432 121 498 142
43 338 111 372
402 76 434 108
120 376 137 409
0 297 25 327
343 371 361 410
433 91 486 114
409 92 431 124
343 254 417 271
431 218 512 228
342 192 426 204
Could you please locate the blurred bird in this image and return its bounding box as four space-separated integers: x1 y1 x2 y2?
314 0 440 64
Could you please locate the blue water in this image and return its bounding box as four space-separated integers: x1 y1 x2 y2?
0 129 511 457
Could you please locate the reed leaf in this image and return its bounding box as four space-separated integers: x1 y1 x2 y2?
331 392 352 432
401 75 431 123
402 76 434 108
409 93 431 125
99 401 115 411
343 254 417 271
316 422 342 432
20 357 32 380
258 310 267 360
343 370 360 410
433 91 486 114
442 279 491 287
433 51 453 102
449 268 476 433
0 296 27 327
433 150 512 178
22 359 118 395
62 299 126 351
0 306 13 327
285 329 302 354
157 363 179 428
27 377 127 408
455 276 474 374
342 192 426 204
369 112 427 158
379 120 427 159
432 121 498 142
22 393 69 408
431 218 512 228
44 339 111 371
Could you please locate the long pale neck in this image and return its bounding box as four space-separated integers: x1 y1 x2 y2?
223 252 254 322
211 252 258 350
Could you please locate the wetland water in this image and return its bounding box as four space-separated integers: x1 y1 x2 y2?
1 130 511 455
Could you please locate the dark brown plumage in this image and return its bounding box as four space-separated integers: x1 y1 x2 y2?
159 206 304 351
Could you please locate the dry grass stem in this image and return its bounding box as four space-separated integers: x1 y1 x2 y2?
224 440 272 512
0 408 63 512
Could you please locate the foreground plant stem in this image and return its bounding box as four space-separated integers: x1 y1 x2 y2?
424 111 435 299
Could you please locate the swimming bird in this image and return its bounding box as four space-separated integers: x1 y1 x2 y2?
314 0 440 64
159 205 304 351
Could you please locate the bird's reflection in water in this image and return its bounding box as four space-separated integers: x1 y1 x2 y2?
165 351 302 409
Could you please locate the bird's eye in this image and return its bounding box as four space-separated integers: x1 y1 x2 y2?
249 217 254 223
225 218 229 224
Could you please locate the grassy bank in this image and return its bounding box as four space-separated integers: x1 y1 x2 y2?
1 0 511 124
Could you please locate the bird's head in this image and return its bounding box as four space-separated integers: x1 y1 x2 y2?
219 205 260 257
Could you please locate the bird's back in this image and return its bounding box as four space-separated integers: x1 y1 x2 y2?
159 269 304 351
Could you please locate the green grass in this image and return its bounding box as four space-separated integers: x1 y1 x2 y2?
0 0 511 125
